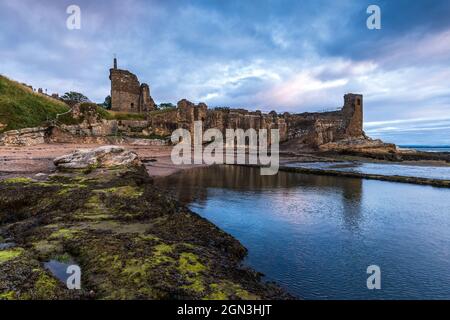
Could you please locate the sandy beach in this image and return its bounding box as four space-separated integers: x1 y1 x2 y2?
0 143 207 179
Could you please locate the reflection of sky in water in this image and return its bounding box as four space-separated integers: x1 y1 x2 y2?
285 162 450 180
0 242 16 249
44 259 75 284
155 166 450 299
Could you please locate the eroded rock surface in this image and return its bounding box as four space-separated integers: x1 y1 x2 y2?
53 146 141 169
319 137 397 153
0 127 48 146
0 162 290 300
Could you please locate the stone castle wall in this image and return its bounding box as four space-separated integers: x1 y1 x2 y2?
107 61 363 148
147 93 363 148
0 91 364 150
0 127 48 146
283 93 364 147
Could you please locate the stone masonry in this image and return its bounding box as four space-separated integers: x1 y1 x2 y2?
109 58 156 113
148 94 363 148
108 62 365 148
0 61 371 152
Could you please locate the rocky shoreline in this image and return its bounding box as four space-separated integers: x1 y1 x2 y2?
0 147 291 300
1 143 449 300
277 166 450 188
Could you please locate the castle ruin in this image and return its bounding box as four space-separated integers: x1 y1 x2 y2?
108 60 364 149
148 93 364 148
2 66 392 154
0 61 368 151
109 58 156 113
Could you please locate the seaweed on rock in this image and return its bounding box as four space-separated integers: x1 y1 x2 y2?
0 165 290 300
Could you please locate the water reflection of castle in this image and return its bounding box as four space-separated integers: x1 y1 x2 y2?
155 165 363 229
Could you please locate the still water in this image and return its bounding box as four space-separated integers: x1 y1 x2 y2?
285 161 450 180
155 165 450 299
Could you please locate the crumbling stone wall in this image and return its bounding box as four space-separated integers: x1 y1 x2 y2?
0 90 363 149
0 127 49 146
109 59 156 113
106 61 363 147
283 93 364 147
205 108 287 144
146 93 363 148
149 109 179 137
147 102 287 143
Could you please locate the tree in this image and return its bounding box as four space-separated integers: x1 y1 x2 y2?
101 95 112 109
158 103 176 110
61 91 90 104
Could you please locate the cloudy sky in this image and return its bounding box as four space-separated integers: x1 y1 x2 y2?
1 0 450 145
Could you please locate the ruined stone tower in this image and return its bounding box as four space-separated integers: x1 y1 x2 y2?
342 93 363 137
109 58 156 113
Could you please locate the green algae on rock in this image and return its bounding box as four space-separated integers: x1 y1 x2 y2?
0 164 290 300
0 248 24 264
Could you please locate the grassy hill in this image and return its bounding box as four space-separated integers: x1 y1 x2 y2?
0 75 154 134
0 75 70 133
101 109 147 121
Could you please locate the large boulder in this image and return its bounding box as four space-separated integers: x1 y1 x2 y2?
54 145 141 169
319 137 397 154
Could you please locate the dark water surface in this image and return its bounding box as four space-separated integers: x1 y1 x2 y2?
155 165 450 299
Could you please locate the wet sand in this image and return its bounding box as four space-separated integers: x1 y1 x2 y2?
1 143 448 182
0 143 206 179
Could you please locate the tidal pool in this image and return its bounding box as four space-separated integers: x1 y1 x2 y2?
155 165 450 300
44 256 77 285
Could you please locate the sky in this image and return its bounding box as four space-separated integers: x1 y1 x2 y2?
1 0 450 145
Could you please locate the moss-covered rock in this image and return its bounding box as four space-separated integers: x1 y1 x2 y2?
0 247 82 299
0 165 290 300
0 248 24 264
2 177 34 184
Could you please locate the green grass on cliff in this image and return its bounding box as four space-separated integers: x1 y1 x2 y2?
0 75 150 132
101 110 147 121
0 75 70 132
56 104 148 124
148 108 176 117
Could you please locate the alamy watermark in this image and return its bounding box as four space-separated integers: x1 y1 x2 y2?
367 5 381 30
66 5 81 30
66 265 81 290
367 265 381 290
171 121 280 175
64 4 380 31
